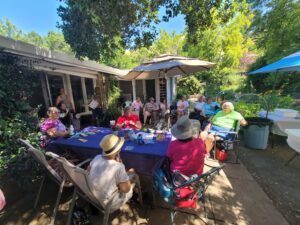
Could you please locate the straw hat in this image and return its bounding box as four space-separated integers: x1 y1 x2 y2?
100 134 125 156
171 115 193 140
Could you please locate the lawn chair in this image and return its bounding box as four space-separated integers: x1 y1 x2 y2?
46 154 135 225
212 120 241 164
153 157 225 224
18 139 73 225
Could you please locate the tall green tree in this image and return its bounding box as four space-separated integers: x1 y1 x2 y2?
43 31 72 54
248 0 300 94
57 0 172 61
0 19 72 55
0 19 23 39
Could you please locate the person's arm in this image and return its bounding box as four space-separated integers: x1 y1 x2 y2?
240 118 247 126
116 117 125 128
117 165 132 193
177 101 184 110
46 127 69 137
55 96 61 106
118 180 132 193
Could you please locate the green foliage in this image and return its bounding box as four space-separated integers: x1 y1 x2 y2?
248 0 300 94
175 0 241 44
57 0 172 60
0 54 42 186
107 76 122 119
177 76 204 96
0 18 72 54
234 102 261 118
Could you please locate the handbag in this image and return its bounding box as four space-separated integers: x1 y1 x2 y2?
88 99 99 110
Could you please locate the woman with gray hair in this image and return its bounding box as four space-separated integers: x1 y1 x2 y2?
201 101 247 153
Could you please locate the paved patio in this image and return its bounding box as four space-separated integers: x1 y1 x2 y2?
0 155 289 225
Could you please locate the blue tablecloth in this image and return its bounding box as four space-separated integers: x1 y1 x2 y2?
48 127 171 175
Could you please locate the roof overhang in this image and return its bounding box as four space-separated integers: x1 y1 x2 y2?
0 35 127 78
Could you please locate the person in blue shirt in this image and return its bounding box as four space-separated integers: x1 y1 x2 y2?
203 96 217 117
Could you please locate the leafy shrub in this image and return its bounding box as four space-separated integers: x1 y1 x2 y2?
234 102 261 118
0 54 42 187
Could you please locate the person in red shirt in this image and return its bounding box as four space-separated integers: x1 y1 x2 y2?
167 115 206 176
116 107 142 129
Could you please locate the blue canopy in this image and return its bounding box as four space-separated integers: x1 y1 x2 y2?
249 51 300 74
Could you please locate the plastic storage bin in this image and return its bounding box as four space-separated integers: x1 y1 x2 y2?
243 117 272 150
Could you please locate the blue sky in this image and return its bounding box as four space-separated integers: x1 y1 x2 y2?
0 0 185 36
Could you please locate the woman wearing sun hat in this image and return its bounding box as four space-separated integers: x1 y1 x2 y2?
88 134 142 211
167 115 206 176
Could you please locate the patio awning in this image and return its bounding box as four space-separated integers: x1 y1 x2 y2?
0 35 128 78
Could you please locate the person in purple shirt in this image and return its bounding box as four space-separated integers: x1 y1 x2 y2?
39 107 69 148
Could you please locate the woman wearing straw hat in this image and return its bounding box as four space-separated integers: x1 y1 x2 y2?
88 134 142 211
167 115 206 176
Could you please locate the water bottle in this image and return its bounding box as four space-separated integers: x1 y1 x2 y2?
69 125 74 136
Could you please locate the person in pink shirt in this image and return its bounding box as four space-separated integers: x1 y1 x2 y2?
167 115 206 176
131 97 143 118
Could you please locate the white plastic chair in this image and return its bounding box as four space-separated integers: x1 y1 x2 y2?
18 139 73 225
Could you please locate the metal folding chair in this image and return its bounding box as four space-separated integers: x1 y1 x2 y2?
18 139 73 225
212 120 241 164
153 157 225 224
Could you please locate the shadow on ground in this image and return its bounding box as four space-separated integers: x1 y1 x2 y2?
0 135 297 225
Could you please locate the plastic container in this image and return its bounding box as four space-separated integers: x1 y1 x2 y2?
243 117 272 150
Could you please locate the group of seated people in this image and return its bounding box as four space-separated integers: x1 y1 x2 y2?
125 94 224 129
39 94 247 212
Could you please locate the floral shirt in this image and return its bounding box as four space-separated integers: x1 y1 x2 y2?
39 119 66 148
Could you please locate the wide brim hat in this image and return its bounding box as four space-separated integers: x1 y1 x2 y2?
171 115 193 140
100 134 125 156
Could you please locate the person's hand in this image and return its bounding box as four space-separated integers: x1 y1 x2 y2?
129 120 135 126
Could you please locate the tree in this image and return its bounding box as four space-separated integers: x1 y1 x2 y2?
43 31 72 54
175 0 240 44
247 0 300 94
22 31 44 46
0 19 72 55
0 19 23 40
57 0 172 60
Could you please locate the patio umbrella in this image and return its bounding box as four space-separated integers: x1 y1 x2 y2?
248 50 300 118
121 54 215 80
249 50 300 74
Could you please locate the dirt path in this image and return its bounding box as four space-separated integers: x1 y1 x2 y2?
239 135 300 225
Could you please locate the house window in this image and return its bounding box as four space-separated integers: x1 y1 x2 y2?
70 76 84 113
85 78 94 101
47 74 64 106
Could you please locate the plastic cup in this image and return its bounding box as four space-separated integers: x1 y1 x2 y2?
110 120 116 126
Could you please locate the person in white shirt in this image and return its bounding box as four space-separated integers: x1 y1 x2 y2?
88 134 142 211
177 95 189 118
194 95 206 115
